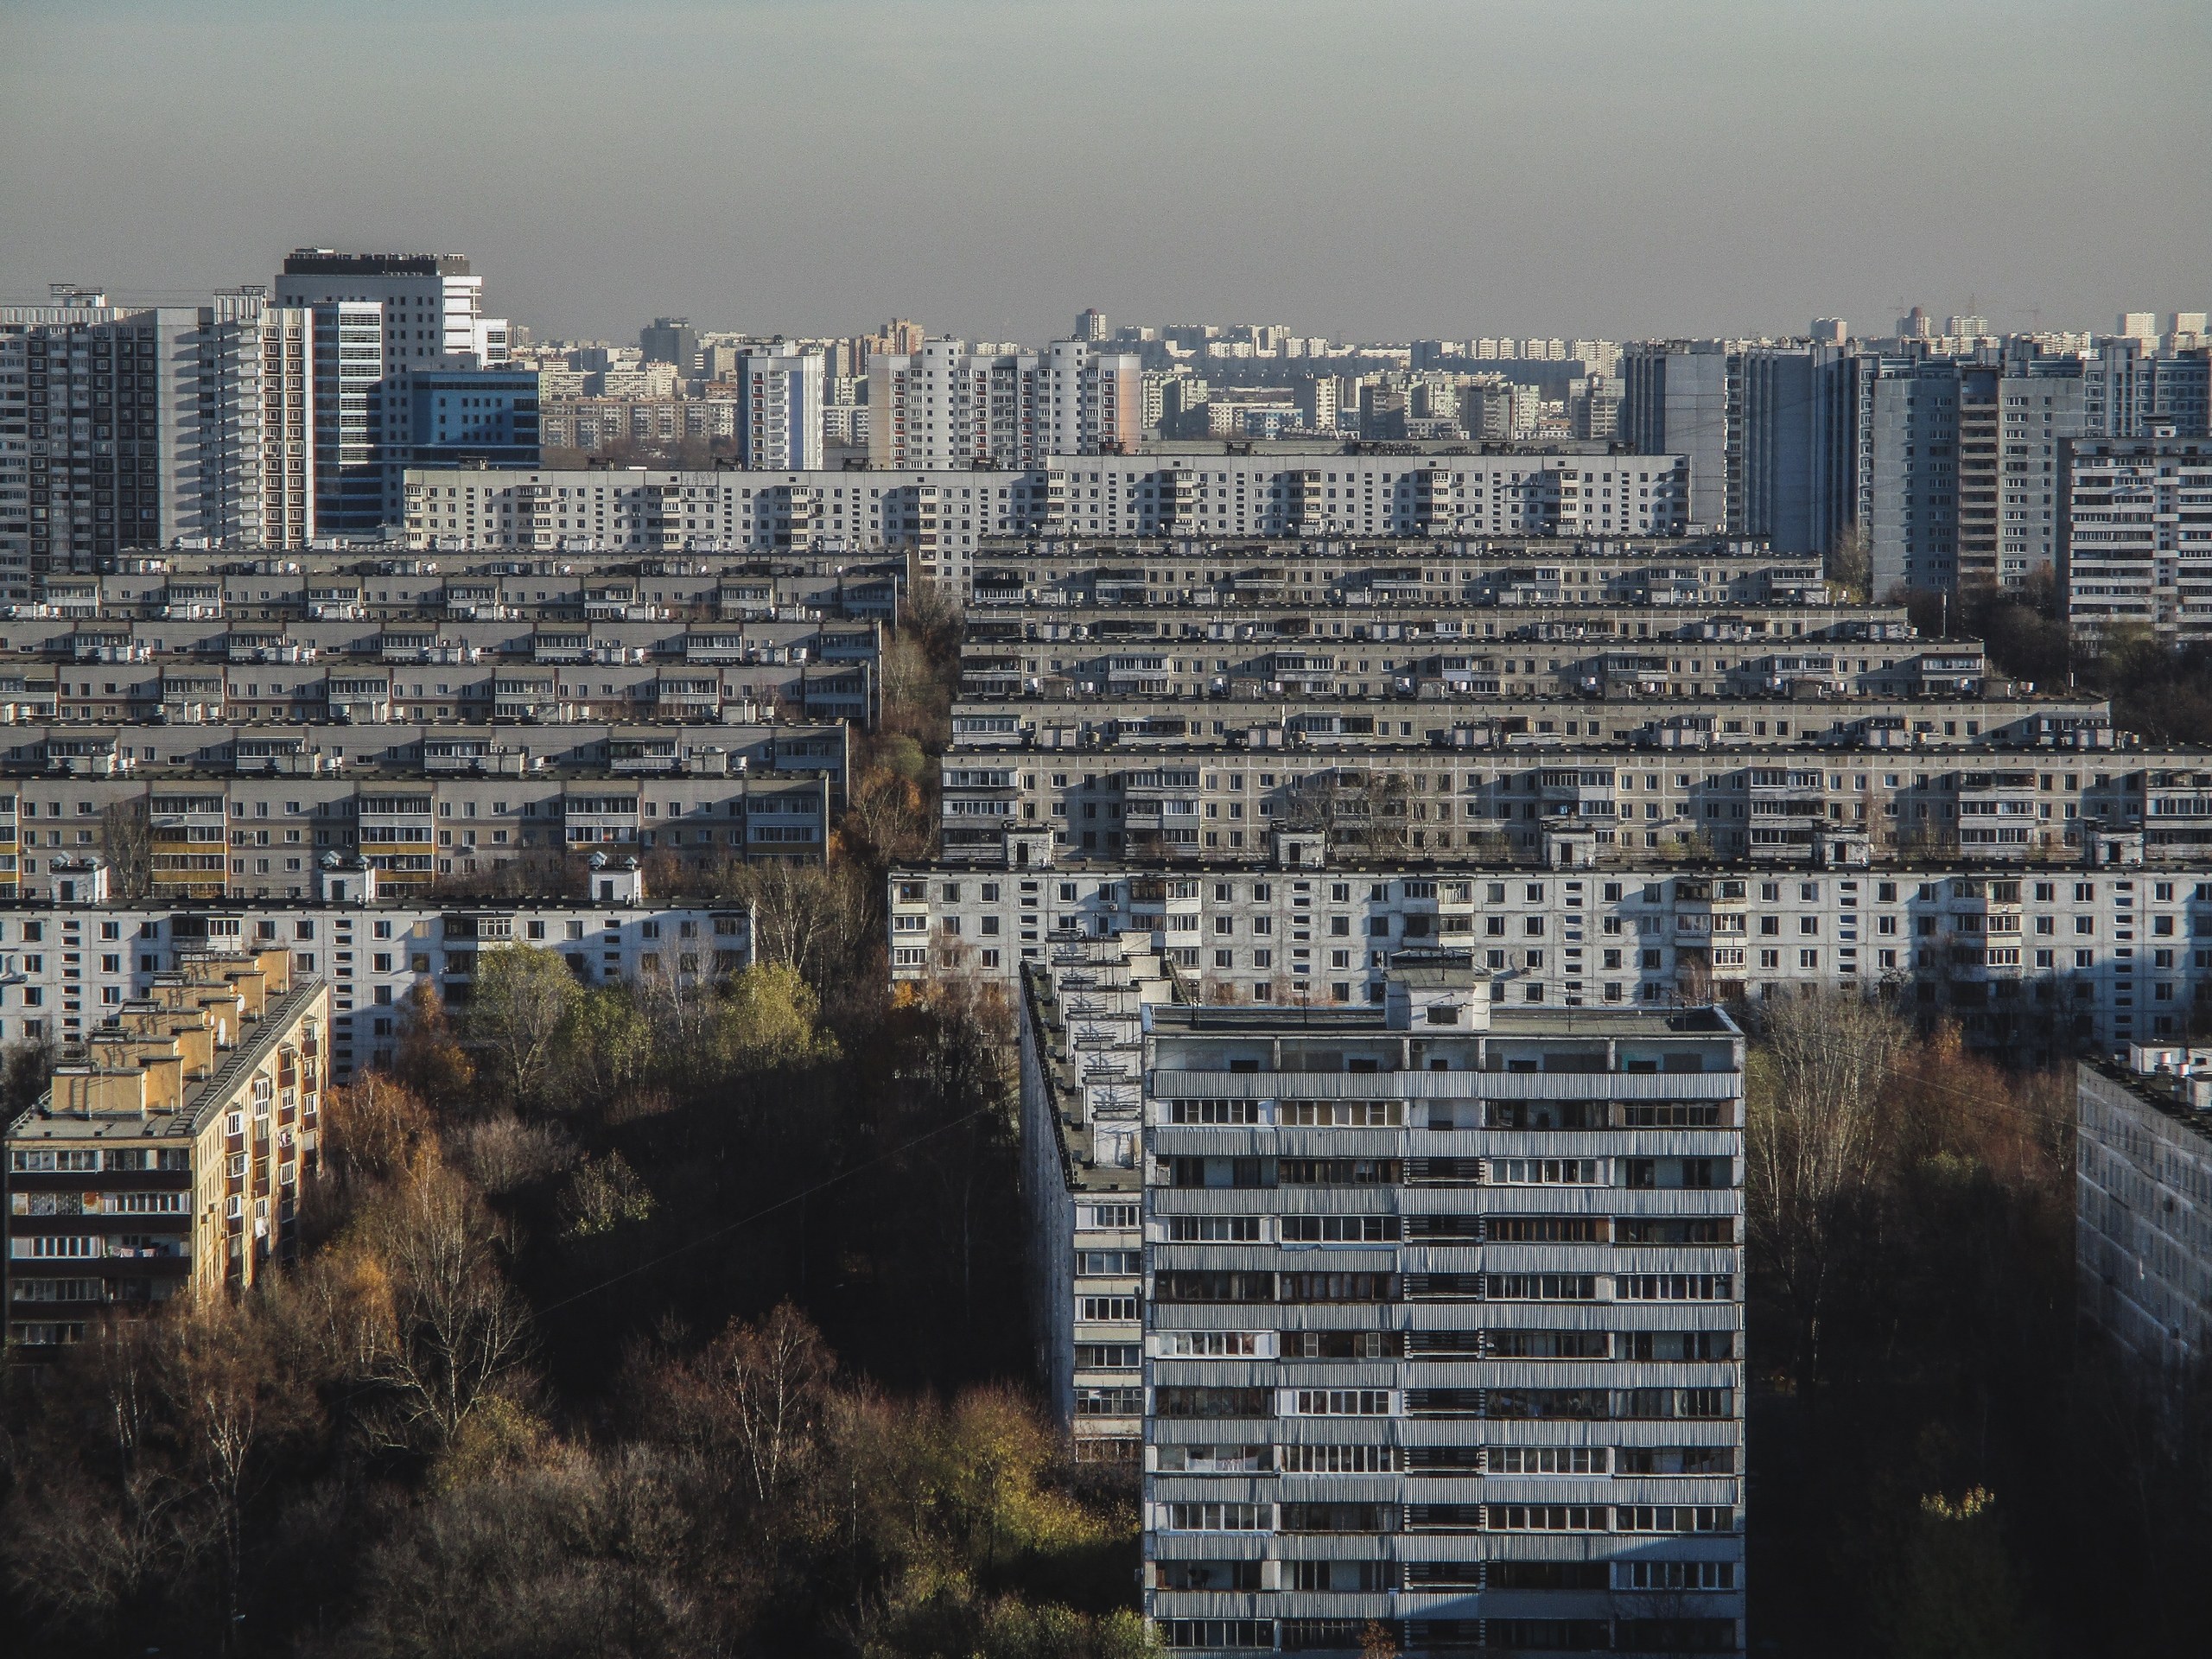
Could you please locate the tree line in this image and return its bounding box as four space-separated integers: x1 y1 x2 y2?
0 588 1158 1656
0 954 1144 1658
1909 572 2212 747
1746 990 2212 1656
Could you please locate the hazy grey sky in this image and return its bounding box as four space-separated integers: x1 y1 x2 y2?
5 1 2208 344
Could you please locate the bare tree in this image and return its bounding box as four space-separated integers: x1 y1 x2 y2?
1282 768 1412 859
0 1321 187 1642
709 1304 836 1509
321 1072 436 1187
392 982 476 1109
0 1038 54 1122
841 761 932 867
99 800 152 899
453 1113 578 1196
348 1165 535 1456
733 861 874 988
1747 987 1904 1395
1828 519 1872 602
1357 770 1414 858
164 1301 315 1653
878 629 947 741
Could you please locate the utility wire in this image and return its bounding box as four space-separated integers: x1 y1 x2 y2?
526 1021 2070 1320
531 1103 993 1319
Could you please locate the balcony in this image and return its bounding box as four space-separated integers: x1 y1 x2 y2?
1746 826 1820 862
607 741 682 773
1121 800 1200 833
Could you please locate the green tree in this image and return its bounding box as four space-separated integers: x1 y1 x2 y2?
466 944 584 1107
1885 1489 2047 1659
557 982 653 1106
713 963 839 1074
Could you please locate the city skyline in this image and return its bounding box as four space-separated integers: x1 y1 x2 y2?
5 1 2207 342
6 6 2211 1656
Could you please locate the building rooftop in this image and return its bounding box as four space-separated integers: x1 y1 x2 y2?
1144 998 1740 1042
2085 1054 2212 1147
282 250 470 277
1021 938 1176 1193
8 970 324 1144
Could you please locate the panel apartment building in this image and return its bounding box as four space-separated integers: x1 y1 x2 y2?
2076 1047 2212 1387
1620 329 2209 598
1126 950 1745 1656
0 723 842 905
0 285 317 587
1018 934 1168 1463
398 453 1692 594
867 338 1142 467
923 719 2164 870
739 345 826 471
902 859 2212 1065
889 508 2212 1065
0 869 750 1085
2062 435 2212 645
1621 338 1855 556
5 944 328 1357
1865 354 2086 596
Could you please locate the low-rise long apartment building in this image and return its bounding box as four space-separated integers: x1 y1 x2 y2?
1135 954 1745 1657
966 537 1821 613
397 452 1693 594
37 547 904 626
0 853 749 1083
962 606 1973 705
0 721 842 900
5 944 329 1357
0 612 880 728
950 692 2101 749
899 858 2211 1062
929 717 2178 871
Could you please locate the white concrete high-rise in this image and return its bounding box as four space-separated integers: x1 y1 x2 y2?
868 339 1142 468
275 249 488 370
737 346 825 471
0 284 318 582
175 288 317 550
274 251 526 534
1032 340 1141 460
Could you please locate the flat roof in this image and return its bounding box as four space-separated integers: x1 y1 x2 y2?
8 975 326 1143
2082 1057 2212 1149
1147 1001 1739 1039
